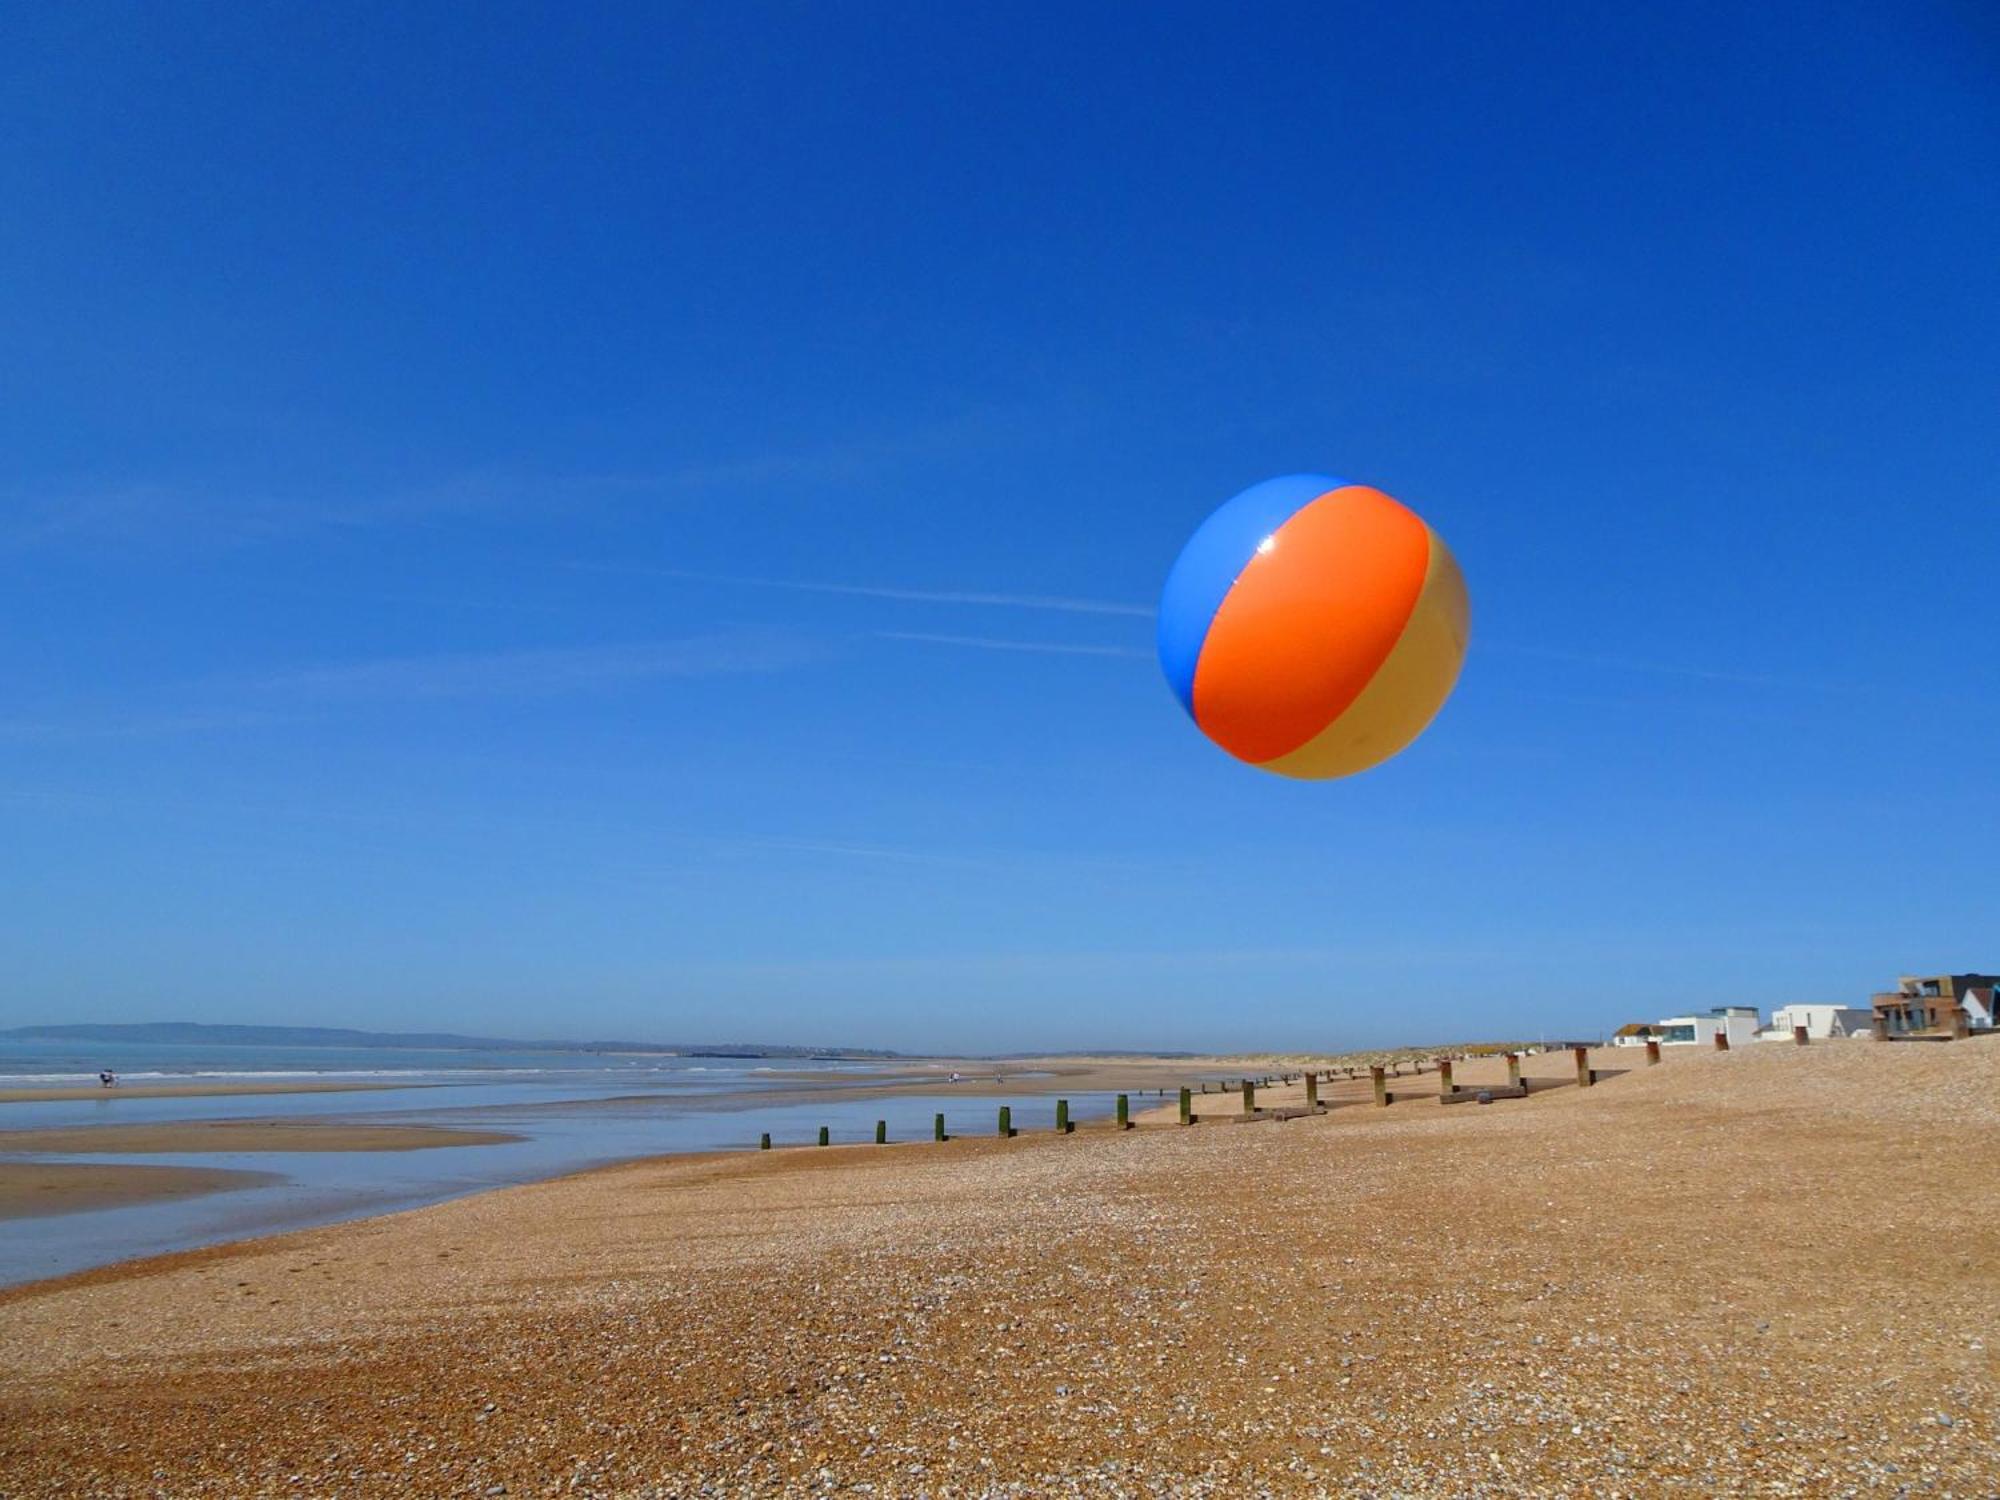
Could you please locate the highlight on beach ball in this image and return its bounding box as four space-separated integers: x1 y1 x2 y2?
1157 474 1470 780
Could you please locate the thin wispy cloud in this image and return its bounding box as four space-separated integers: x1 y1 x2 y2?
665 943 1519 987
253 631 824 703
0 708 308 746
573 562 1152 618
0 631 823 742
710 834 1182 876
659 405 1034 492
1479 641 1781 687
875 630 1149 659
4 406 1046 554
1 482 367 550
0 473 641 552
722 836 1002 870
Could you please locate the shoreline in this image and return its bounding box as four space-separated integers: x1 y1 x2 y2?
0 1120 523 1156
0 1046 1523 1107
0 1147 743 1305
0 1043 1800 1290
0 1079 434 1104
0 1050 1577 1257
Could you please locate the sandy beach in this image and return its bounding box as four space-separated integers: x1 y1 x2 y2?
751 1060 1190 1091
2 1039 1994 1495
754 1052 1465 1095
614 1059 1234 1113
0 1161 283 1221
0 1120 522 1155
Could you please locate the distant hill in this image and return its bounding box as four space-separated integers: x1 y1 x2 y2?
0 1021 901 1059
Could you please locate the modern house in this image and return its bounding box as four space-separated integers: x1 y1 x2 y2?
1869 973 1999 1040
1758 1003 1872 1041
1652 1006 1764 1047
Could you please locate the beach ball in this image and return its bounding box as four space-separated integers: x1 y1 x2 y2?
1157 474 1470 779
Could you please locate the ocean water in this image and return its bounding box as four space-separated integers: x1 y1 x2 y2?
0 1040 1126 1287
0 1035 878 1087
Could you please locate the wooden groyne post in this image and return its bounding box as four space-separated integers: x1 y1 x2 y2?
1371 1065 1389 1107
1116 1094 1130 1129
1304 1073 1318 1108
759 1132 771 1150
998 1106 1015 1138
1055 1099 1072 1134
1645 1039 1661 1066
1793 1024 1809 1046
1504 1052 1522 1087
1178 1086 1192 1126
1714 1031 1730 1052
875 1119 887 1144
1573 1046 1592 1089
1241 1080 1256 1116
1435 1057 1454 1095
818 1126 830 1146
933 1112 946 1143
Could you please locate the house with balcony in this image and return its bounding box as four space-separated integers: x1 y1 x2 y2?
1870 974 1999 1040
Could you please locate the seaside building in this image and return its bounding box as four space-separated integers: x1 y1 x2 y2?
1610 1023 1665 1048
1652 1007 1764 1048
1870 974 1999 1040
1757 1003 1872 1042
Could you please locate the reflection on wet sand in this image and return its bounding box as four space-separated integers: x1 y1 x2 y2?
0 1121 522 1155
0 1162 281 1220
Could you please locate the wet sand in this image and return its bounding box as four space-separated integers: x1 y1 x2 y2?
0 1162 282 1221
626 1058 1234 1113
0 1121 522 1155
757 1058 1202 1084
0 1080 423 1104
2 1039 1994 1495
754 1054 1446 1096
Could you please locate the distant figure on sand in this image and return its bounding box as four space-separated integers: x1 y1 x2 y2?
98 1070 116 1088
948 1071 963 1083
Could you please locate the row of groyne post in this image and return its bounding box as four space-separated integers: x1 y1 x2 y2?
753 1031 1805 1149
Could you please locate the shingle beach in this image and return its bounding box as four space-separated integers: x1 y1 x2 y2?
3 1041 1994 1497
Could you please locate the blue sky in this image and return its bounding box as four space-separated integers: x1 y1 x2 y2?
2 1 1995 1052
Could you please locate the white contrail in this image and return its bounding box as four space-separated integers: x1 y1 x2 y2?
571 562 1152 618
875 631 1148 659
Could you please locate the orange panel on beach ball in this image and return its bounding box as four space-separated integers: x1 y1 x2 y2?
1192 487 1431 763
1157 475 1471 779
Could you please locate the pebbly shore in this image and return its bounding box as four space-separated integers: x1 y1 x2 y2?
1 1040 1993 1496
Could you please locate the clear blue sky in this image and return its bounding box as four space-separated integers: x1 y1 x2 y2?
3 2 1995 1052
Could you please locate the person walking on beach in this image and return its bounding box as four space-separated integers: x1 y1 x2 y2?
98 1070 116 1088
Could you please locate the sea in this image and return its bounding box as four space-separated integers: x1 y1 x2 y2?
0 1038 1124 1288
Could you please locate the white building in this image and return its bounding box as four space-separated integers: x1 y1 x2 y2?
1654 1006 1764 1047
1759 1003 1872 1041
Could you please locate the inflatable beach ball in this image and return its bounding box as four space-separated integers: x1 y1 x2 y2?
1157 475 1470 779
